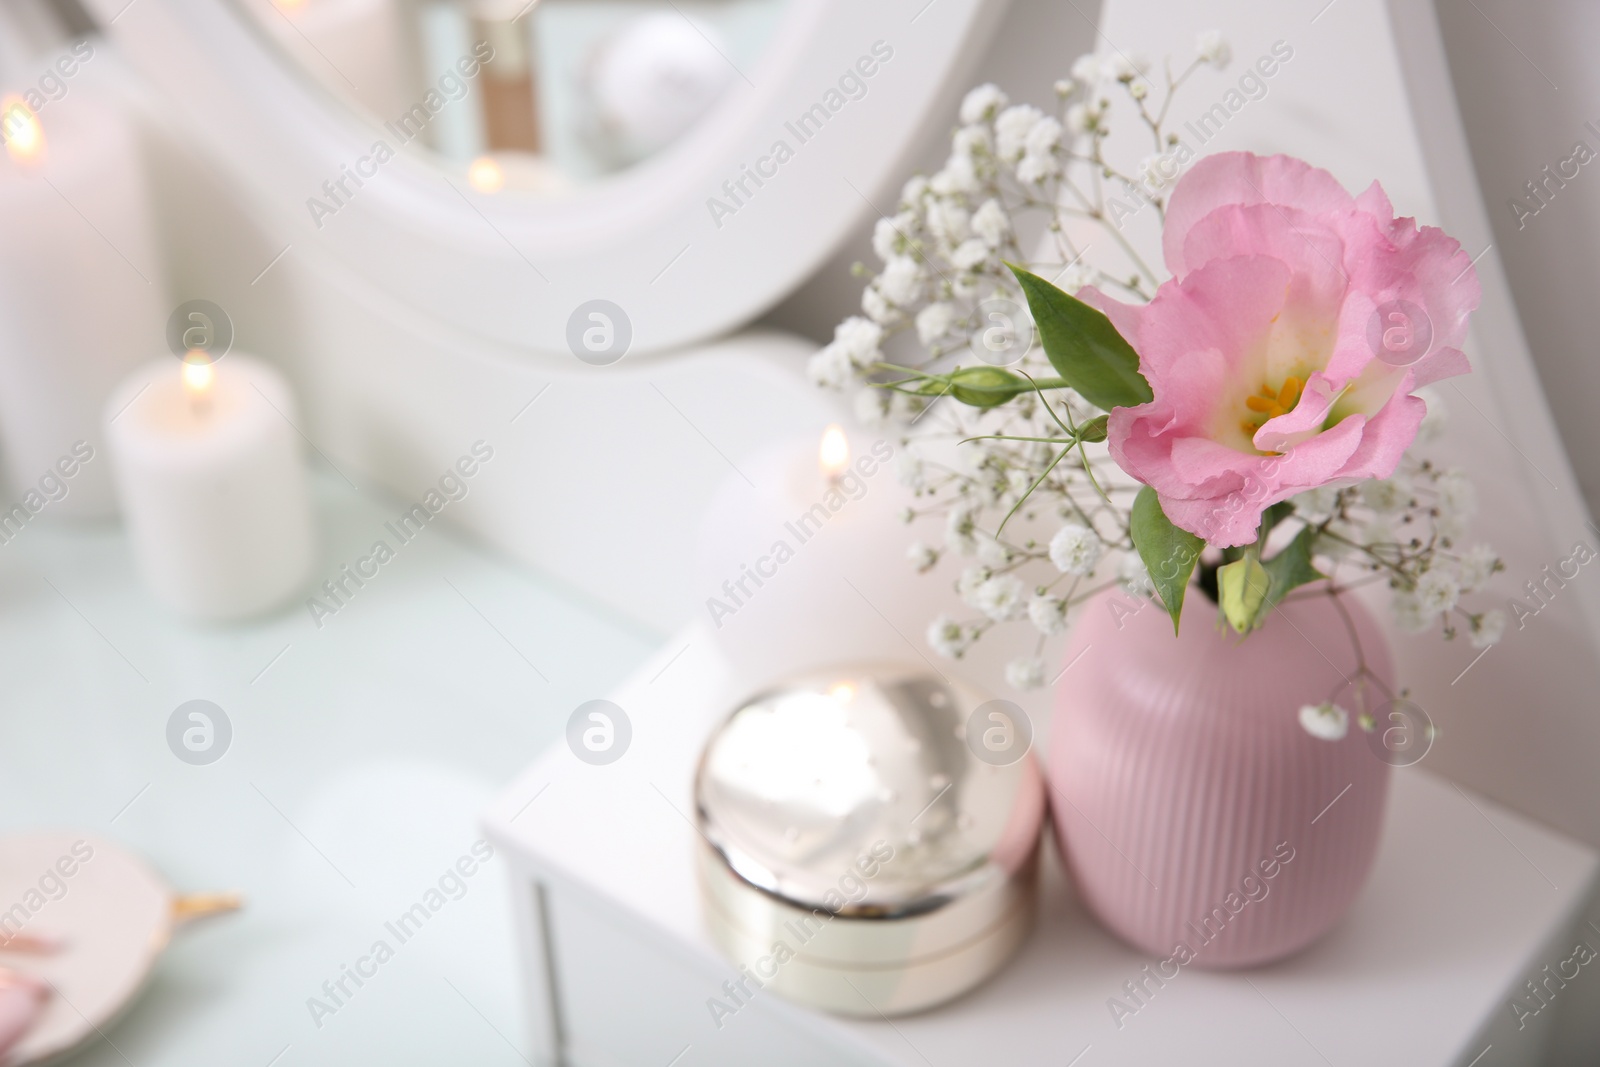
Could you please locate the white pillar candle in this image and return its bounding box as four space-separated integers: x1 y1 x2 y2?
694 425 950 690
0 91 166 518
104 356 315 620
262 0 416 124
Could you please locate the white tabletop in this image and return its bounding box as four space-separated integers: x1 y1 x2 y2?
3 468 1597 1066
486 624 1600 1067
0 473 657 1067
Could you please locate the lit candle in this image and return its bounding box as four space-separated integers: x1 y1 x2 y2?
694 424 949 689
2 98 44 161
0 92 165 517
466 155 504 193
819 423 849 484
103 356 315 620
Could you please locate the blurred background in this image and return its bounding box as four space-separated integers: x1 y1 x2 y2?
1 0 1599 1064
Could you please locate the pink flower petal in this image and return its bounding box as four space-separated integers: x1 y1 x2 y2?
1333 392 1425 481
1076 285 1145 351
1162 153 1355 278
1103 152 1479 546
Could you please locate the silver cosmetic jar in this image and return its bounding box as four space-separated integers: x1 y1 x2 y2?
694 664 1045 1016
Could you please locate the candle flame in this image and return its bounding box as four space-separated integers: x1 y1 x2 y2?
828 682 855 704
467 156 504 193
273 0 309 10
182 354 215 399
819 424 849 481
1 96 45 167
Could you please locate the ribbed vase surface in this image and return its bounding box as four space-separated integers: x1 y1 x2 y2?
1049 586 1393 967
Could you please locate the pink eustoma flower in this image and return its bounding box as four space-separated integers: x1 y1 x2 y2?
1087 152 1481 546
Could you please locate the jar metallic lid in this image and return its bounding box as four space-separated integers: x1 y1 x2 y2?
694 664 1045 1016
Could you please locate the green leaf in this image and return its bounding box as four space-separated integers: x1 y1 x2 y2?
1218 553 1272 635
1008 264 1153 413
948 366 1027 409
1076 414 1109 443
1130 486 1204 633
1260 525 1325 610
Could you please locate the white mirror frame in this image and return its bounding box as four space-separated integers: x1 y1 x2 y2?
87 0 1012 355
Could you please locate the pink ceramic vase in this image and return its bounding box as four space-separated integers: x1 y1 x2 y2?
1048 585 1393 967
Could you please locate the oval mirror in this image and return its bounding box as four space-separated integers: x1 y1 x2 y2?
90 0 1012 354
231 0 790 191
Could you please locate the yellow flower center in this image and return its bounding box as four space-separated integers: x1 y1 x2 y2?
1239 376 1302 439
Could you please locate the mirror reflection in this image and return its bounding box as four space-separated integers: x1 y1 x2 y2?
234 0 788 194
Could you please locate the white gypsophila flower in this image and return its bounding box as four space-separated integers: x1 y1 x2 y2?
973 574 1027 621
951 237 991 271
1361 517 1394 548
1118 553 1154 597
1416 386 1447 443
1470 609 1507 648
897 452 926 490
1065 102 1096 135
1025 116 1063 157
1361 476 1411 514
1437 470 1477 519
1015 152 1059 185
1293 485 1341 521
854 387 890 428
871 215 908 261
861 285 894 324
957 564 991 602
1196 30 1232 69
1028 594 1070 635
890 391 926 423
925 199 971 247
928 615 971 659
978 537 1013 567
1391 591 1431 634
835 316 883 362
946 506 979 555
1006 656 1047 691
916 302 957 346
952 124 992 160
1458 544 1497 592
1070 54 1100 83
1129 80 1150 101
1298 702 1349 741
907 541 938 573
806 343 856 389
876 256 924 306
952 274 982 300
900 174 929 206
1105 52 1150 81
1415 569 1461 615
959 83 1009 125
995 105 1045 160
957 437 996 475
971 198 1010 248
1053 78 1074 98
1436 513 1469 543
931 154 982 196
1049 522 1103 575
1138 153 1180 191
1004 468 1034 504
